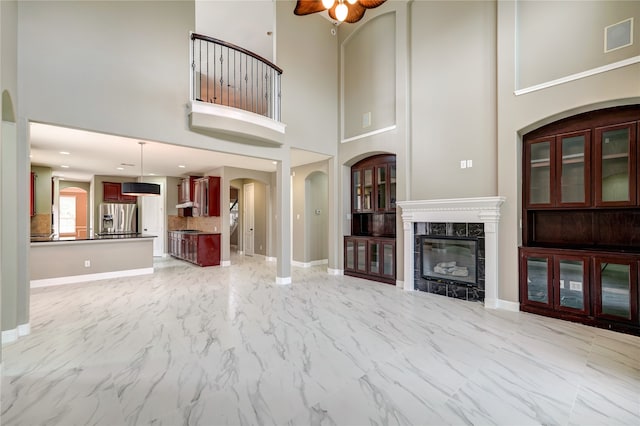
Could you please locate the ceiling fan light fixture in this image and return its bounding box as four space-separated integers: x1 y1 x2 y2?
322 0 334 9
335 2 348 21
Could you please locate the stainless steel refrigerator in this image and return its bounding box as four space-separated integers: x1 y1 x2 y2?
98 203 137 235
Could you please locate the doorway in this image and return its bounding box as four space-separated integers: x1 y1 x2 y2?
243 182 255 256
59 187 88 239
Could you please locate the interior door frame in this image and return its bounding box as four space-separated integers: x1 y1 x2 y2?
141 182 165 256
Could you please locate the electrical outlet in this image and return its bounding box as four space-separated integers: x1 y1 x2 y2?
460 160 467 169
84 260 91 268
467 159 473 168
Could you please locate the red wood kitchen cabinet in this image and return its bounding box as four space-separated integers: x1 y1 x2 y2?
168 231 220 267
103 182 136 203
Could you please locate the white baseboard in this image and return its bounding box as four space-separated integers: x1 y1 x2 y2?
292 259 328 268
2 329 18 345
276 276 292 285
18 323 30 337
265 256 277 262
30 267 154 288
485 298 520 312
327 268 343 275
396 280 404 288
221 260 231 267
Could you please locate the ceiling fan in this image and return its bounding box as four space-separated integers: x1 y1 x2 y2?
294 0 387 24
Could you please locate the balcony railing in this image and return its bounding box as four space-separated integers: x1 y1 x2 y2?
191 33 282 122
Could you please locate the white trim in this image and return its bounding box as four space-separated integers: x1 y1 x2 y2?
515 56 640 96
30 267 154 288
292 259 328 268
221 260 231 267
276 276 292 285
485 298 520 312
2 329 18 345
341 125 397 144
327 268 343 275
18 323 30 337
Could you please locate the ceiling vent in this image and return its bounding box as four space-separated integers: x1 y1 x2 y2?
605 18 633 53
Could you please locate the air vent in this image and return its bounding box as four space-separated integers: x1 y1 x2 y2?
605 18 633 53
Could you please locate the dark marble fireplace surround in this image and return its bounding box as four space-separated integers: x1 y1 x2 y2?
414 222 485 302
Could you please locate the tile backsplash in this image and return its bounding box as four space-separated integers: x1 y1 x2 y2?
168 215 222 233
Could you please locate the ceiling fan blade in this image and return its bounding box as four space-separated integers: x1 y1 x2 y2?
359 0 386 8
294 0 326 16
328 1 366 23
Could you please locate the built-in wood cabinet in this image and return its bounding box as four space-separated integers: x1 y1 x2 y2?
521 106 640 335
168 231 220 267
193 176 220 217
103 182 136 203
345 154 396 285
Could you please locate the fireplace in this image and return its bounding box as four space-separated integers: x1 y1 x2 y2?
421 236 478 286
397 197 506 309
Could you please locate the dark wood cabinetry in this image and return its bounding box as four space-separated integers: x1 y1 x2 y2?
176 176 220 217
521 106 640 335
168 231 220 267
345 154 396 285
103 182 137 203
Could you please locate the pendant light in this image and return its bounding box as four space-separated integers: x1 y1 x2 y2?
121 141 161 196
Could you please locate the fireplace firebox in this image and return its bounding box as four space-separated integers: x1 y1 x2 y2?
421 236 478 286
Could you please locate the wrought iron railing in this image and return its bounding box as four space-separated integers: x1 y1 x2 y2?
191 33 282 122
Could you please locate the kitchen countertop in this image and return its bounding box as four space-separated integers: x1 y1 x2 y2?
31 234 157 243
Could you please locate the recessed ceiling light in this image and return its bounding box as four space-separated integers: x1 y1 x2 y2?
61 165 70 168
59 151 70 155
116 167 124 170
148 173 156 176
272 161 277 165
178 165 186 168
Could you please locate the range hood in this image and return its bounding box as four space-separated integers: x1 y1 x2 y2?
176 201 194 209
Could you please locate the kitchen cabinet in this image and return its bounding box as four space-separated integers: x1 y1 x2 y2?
168 231 220 267
594 122 637 207
193 176 220 217
177 176 197 217
103 182 136 203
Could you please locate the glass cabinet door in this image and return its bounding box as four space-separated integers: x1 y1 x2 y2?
390 164 396 209
595 123 637 206
369 241 380 274
345 239 355 271
382 242 395 278
352 170 361 212
594 258 638 322
376 166 387 211
521 251 553 307
554 256 589 314
363 169 373 211
356 239 367 273
559 132 590 206
526 139 554 207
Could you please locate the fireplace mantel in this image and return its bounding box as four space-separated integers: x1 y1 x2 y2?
397 197 506 309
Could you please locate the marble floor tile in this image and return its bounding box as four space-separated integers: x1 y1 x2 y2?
2 254 640 426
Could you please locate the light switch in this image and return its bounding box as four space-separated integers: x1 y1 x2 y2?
467 160 473 168
362 112 371 128
460 160 467 169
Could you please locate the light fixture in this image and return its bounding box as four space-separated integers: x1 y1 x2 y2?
335 1 348 22
121 141 161 196
294 0 386 24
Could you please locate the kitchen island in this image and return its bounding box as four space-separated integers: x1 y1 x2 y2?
30 234 156 287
